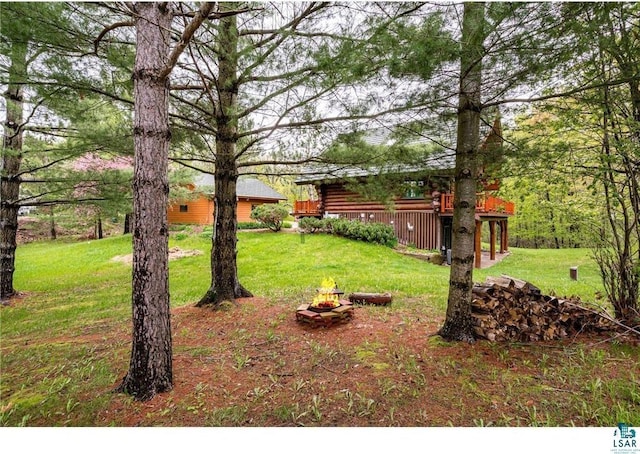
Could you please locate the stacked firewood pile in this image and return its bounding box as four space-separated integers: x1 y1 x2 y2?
471 275 615 341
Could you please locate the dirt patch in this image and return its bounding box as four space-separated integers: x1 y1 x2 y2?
110 247 203 265
93 297 638 427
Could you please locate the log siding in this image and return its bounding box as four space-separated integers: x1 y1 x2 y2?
322 183 433 212
339 210 440 250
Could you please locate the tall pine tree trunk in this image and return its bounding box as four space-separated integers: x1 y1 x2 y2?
123 212 132 234
0 40 26 300
117 2 173 401
439 2 485 342
49 206 56 240
96 215 103 240
197 2 252 308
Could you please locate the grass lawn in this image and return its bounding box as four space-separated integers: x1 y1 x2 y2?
1 231 638 429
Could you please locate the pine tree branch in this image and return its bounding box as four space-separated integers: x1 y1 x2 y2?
237 3 329 82
237 156 324 169
237 101 428 139
169 157 216 170
93 20 135 55
14 153 88 178
159 2 215 79
184 30 221 119
18 197 113 206
238 2 328 47
483 75 640 109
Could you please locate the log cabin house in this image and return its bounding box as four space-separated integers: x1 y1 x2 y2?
168 174 287 225
293 119 514 268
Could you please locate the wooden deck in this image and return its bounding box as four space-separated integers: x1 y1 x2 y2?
440 192 514 215
293 199 321 217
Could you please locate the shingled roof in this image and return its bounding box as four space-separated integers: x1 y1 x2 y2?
295 115 501 185
193 174 286 201
294 153 456 185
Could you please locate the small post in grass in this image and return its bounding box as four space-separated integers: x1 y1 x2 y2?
570 266 578 281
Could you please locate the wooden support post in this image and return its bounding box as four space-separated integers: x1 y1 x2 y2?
499 220 506 253
475 220 482 268
489 220 496 260
503 220 509 252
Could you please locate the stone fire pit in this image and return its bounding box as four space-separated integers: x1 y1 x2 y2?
296 277 355 328
295 300 354 328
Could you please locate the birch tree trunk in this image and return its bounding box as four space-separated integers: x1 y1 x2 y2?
438 2 485 342
0 40 26 300
116 2 173 400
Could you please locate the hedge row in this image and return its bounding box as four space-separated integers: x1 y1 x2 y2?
298 217 397 247
237 222 265 230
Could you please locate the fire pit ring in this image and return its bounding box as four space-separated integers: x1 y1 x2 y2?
308 304 339 313
296 300 354 328
297 277 354 328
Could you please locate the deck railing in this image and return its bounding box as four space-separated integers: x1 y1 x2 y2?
440 192 514 215
294 194 514 216
293 199 320 215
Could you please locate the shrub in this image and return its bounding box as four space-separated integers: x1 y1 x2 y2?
237 221 264 230
250 204 289 232
299 217 396 247
298 217 324 233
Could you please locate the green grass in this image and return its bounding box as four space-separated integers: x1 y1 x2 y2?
11 232 605 316
239 232 452 307
1 230 635 427
5 233 613 347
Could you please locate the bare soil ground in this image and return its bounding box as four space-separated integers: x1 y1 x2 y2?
92 297 637 427
110 247 203 265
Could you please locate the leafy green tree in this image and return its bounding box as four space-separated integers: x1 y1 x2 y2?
497 2 639 322
527 3 640 321
587 3 639 322
499 110 600 249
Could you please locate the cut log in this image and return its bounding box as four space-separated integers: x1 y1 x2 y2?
348 292 392 306
485 275 541 295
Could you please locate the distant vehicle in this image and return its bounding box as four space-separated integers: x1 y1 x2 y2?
17 206 35 216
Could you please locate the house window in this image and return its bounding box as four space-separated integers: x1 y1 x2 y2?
403 181 424 199
179 205 188 212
